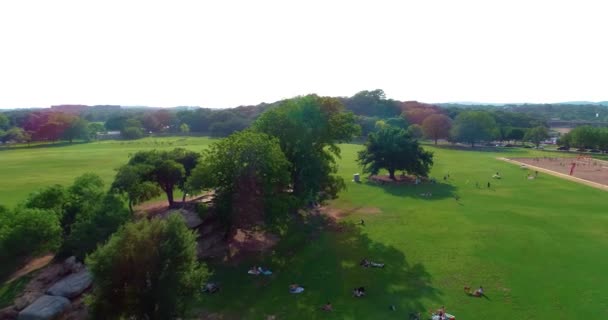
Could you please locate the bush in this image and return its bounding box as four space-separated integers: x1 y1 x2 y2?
86 214 208 319
65 194 131 260
0 207 62 259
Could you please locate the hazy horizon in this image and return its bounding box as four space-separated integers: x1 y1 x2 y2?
1 0 606 109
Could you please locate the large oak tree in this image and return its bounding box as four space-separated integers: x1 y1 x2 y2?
358 126 434 180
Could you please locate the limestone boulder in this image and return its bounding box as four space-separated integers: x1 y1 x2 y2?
17 295 70 320
45 271 92 299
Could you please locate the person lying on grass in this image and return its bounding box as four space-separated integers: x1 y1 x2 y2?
321 302 333 311
289 284 304 293
248 266 261 275
360 258 385 268
464 285 484 297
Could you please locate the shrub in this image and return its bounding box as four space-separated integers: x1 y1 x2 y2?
86 214 208 319
0 207 62 259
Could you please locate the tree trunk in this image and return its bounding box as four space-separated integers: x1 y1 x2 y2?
182 192 187 203
434 138 438 145
128 200 133 214
166 188 174 207
389 169 396 180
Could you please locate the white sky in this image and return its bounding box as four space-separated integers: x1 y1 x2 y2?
0 0 606 109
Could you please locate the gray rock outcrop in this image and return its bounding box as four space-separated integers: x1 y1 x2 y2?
17 295 70 320
45 271 92 299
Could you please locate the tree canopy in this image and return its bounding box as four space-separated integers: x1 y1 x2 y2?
253 95 360 205
188 130 291 227
125 148 201 206
524 126 550 147
422 114 452 144
86 214 208 320
358 126 434 180
450 111 497 146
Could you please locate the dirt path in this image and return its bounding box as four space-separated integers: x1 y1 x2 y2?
498 157 608 191
6 254 54 283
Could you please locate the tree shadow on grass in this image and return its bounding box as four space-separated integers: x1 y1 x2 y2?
0 141 89 152
196 213 442 319
363 179 459 201
426 144 531 154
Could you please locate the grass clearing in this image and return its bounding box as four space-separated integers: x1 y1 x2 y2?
1 139 607 318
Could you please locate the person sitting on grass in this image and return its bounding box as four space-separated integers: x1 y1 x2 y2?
464 285 484 297
248 266 260 275
321 302 333 311
353 287 366 297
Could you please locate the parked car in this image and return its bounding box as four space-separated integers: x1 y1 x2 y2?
576 148 588 152
557 146 570 151
589 149 601 153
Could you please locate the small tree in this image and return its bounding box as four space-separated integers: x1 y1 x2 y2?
86 214 208 320
127 149 199 206
111 165 161 213
422 114 452 144
358 126 434 180
524 126 550 147
179 123 190 134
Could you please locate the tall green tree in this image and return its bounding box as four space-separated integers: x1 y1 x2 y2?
188 131 291 228
86 214 208 320
450 111 497 147
253 95 360 205
524 126 550 147
358 126 434 180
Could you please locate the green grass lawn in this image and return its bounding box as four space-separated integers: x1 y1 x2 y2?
1 139 607 319
196 145 608 319
0 137 216 208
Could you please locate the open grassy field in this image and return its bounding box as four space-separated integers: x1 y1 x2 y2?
1 138 607 319
197 145 608 319
0 137 216 208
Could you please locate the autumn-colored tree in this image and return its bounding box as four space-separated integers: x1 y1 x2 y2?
422 114 452 144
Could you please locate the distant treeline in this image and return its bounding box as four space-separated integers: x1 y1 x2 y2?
2 90 605 144
439 102 608 122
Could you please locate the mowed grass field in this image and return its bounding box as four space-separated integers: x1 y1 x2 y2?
1 138 608 319
0 137 217 208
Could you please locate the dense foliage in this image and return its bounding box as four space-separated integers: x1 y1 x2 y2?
358 126 434 179
450 111 497 146
253 95 360 205
124 148 201 206
86 214 208 320
188 131 291 227
559 126 608 151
